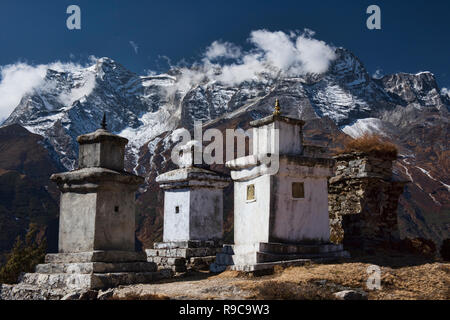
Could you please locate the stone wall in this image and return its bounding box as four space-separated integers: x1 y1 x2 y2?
328 152 407 250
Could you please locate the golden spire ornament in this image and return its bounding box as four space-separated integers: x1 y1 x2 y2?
273 99 281 116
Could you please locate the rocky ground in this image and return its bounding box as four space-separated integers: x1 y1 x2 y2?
1 253 448 300
109 255 449 300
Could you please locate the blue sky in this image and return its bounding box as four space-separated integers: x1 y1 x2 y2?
0 0 449 88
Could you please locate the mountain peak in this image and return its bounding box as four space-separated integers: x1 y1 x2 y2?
96 57 116 66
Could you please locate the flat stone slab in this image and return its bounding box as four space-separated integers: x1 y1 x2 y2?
146 247 221 259
20 270 172 291
35 262 157 274
45 251 147 263
256 250 350 263
228 256 348 272
211 242 350 273
147 257 187 272
147 256 186 266
153 240 223 249
156 167 230 189
259 242 344 255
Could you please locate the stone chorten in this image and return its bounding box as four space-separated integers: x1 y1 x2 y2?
146 148 231 273
329 152 407 251
212 100 349 272
10 116 168 297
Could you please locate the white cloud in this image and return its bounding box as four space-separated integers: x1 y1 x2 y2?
0 29 336 122
0 63 47 121
295 35 337 74
0 61 96 122
204 41 241 60
129 41 139 54
173 29 337 88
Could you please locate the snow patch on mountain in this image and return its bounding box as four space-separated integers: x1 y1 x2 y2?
342 118 386 138
120 105 178 163
417 167 450 191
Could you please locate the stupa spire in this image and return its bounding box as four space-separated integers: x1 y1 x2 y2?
101 112 107 130
273 99 281 116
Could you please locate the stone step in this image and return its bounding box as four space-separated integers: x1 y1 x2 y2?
45 251 147 263
145 247 221 259
35 262 157 274
230 259 313 272
147 256 186 266
153 240 223 249
256 250 350 263
20 270 172 290
259 242 344 255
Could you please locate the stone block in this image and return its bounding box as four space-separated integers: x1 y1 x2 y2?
153 240 223 249
77 129 128 171
35 262 157 274
20 271 170 291
146 247 221 259
45 251 148 263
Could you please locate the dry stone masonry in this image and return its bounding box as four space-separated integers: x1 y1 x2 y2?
328 152 407 250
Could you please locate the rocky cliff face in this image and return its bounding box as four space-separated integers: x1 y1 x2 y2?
0 47 448 254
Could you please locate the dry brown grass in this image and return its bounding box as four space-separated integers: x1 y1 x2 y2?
339 134 398 159
110 261 449 300
244 280 336 300
238 262 450 300
112 291 170 300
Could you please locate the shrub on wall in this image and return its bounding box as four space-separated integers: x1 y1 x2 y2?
339 134 398 159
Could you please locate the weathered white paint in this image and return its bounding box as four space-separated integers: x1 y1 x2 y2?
271 175 330 243
189 188 223 240
163 189 190 242
225 114 334 267
252 117 303 156
158 167 230 243
233 175 271 246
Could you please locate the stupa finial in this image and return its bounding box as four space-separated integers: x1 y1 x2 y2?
101 112 107 130
273 99 281 116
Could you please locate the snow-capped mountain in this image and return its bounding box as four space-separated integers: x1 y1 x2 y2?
2 49 447 171
1 47 449 250
3 57 180 169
